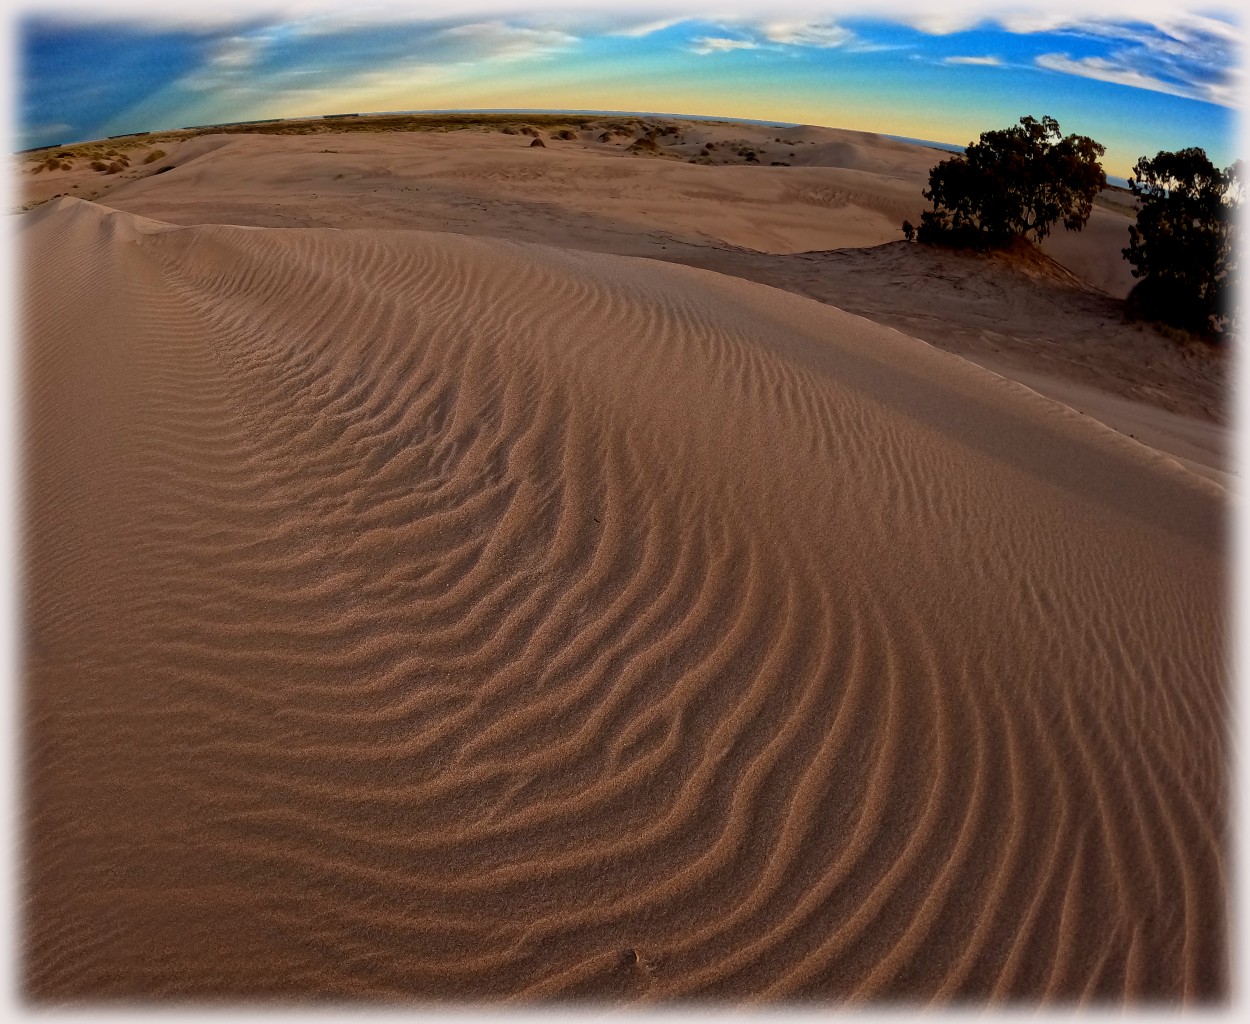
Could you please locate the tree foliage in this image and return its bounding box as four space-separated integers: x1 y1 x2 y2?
1122 148 1241 337
915 115 1106 248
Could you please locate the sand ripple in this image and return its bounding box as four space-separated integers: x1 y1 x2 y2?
21 198 1227 1003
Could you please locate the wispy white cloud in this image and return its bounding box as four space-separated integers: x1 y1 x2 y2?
943 55 1002 66
867 1 1241 57
260 63 458 117
27 0 1242 122
171 20 577 104
1035 51 1239 107
690 36 759 55
689 19 856 55
99 59 459 137
610 17 689 38
994 8 1238 40
1036 52 1185 95
902 11 983 35
1008 7 1240 108
177 33 274 92
880 4 1239 108
759 22 853 48
209 36 263 68
93 15 581 135
438 21 578 62
23 0 1242 33
844 41 914 54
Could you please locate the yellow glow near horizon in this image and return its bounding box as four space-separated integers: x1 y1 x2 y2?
253 70 1147 178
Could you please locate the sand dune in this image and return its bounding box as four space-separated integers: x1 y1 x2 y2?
21 121 1137 286
23 197 1227 1003
28 122 1209 464
81 129 918 254
662 240 1228 482
31 126 1205 450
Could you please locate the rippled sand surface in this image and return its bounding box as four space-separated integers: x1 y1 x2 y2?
23 197 1227 1003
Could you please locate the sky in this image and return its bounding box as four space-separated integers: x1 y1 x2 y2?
12 1 1245 179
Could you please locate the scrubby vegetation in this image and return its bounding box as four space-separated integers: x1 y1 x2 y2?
915 115 1105 248
143 149 167 163
904 113 1238 343
1123 148 1241 338
626 136 663 156
18 114 758 181
30 154 72 173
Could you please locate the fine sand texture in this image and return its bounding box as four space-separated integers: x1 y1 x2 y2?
21 121 1140 291
23 197 1228 1003
21 121 1224 485
18 120 938 254
666 240 1229 485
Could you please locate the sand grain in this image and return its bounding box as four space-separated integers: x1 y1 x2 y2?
22 197 1228 1003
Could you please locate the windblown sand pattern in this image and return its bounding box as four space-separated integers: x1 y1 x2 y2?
23 197 1227 1003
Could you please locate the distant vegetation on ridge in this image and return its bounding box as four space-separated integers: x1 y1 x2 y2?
905 114 1240 342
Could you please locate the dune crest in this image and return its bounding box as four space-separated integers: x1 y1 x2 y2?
23 199 1227 1002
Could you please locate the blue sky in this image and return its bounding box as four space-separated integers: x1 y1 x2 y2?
15 2 1243 178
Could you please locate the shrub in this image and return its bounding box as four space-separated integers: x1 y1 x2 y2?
143 149 167 163
917 115 1106 248
90 160 107 171
105 161 124 174
626 137 662 156
901 220 916 242
1122 148 1241 337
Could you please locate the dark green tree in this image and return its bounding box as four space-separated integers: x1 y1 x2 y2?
915 115 1106 248
1122 148 1241 337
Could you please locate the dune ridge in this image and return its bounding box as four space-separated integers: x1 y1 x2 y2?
22 198 1227 1003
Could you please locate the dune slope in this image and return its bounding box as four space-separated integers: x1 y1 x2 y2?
22 198 1227 1003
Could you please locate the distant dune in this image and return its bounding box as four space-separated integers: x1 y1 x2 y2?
23 196 1227 1002
19 122 1198 446
17 117 1123 268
